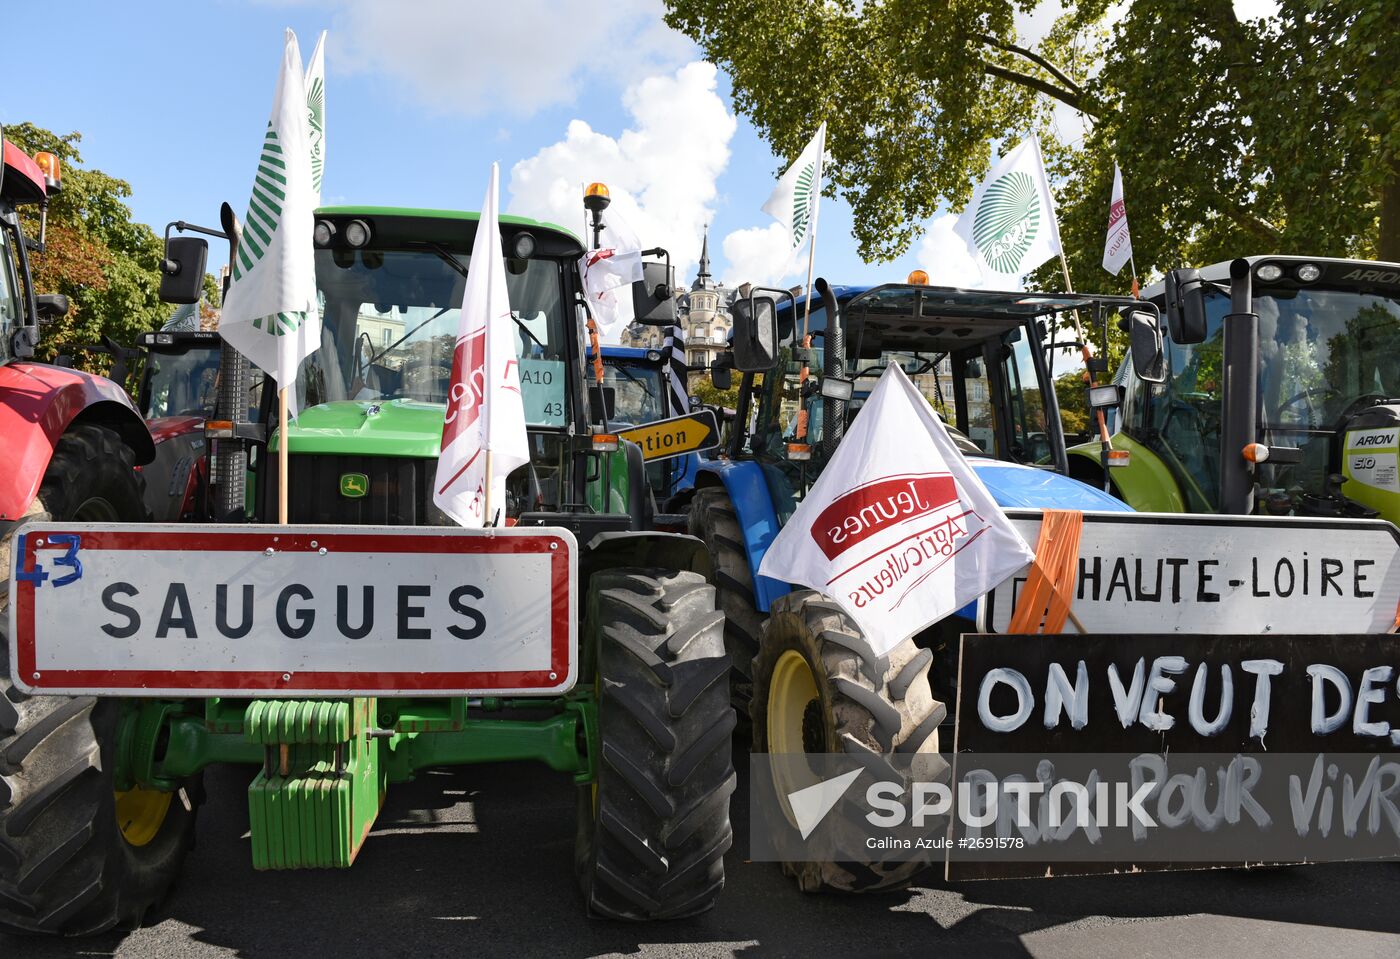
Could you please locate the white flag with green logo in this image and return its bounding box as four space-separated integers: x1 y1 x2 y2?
305 30 326 203
953 136 1063 285
219 29 321 395
762 122 825 251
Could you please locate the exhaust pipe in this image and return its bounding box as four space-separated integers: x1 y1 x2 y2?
214 202 250 521
1219 258 1258 516
816 278 845 458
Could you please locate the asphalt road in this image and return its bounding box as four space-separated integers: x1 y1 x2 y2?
5 759 1400 959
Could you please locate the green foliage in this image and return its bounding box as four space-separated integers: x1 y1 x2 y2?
6 123 170 371
691 373 741 410
664 0 1400 288
1052 333 1125 437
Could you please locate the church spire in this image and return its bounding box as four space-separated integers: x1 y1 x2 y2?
691 225 714 291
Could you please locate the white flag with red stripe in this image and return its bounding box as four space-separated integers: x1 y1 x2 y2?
578 207 644 341
758 364 1033 654
434 163 529 528
1102 163 1133 276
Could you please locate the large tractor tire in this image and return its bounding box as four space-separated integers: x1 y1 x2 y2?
0 424 195 936
37 424 150 525
752 589 946 893
687 487 765 719
576 568 736 920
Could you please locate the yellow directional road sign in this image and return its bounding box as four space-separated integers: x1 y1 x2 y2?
617 409 720 462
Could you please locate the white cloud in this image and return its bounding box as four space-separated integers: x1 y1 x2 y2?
914 214 1013 291
507 61 736 283
1012 0 1094 145
333 0 692 116
720 223 803 288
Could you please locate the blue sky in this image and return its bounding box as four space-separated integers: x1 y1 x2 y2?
3 0 943 312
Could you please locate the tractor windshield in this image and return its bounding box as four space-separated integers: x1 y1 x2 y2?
752 312 1051 465
750 296 1057 521
298 248 569 427
603 359 667 426
1150 286 1400 510
143 347 222 419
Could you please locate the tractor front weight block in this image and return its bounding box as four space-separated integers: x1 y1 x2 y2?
245 698 384 870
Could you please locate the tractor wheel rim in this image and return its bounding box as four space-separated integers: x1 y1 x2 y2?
73 496 120 523
115 784 173 847
768 649 823 829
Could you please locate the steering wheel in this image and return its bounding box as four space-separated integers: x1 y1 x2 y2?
1277 386 1340 426
945 424 993 458
401 358 453 400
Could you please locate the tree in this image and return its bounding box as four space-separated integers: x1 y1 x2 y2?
690 373 741 410
1052 333 1125 437
664 0 1400 290
6 123 171 372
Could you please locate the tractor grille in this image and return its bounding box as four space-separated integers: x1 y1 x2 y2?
267 455 451 526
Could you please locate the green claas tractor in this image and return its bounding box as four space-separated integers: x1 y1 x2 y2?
0 205 735 933
1068 255 1400 522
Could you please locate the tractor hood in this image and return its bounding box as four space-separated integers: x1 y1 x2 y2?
968 460 1132 512
271 399 445 458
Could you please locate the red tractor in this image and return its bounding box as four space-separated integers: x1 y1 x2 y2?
0 135 154 576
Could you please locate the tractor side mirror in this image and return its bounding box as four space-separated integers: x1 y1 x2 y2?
710 355 732 391
731 292 777 373
1127 309 1167 383
160 235 209 305
630 260 675 324
1164 267 1207 345
34 293 69 323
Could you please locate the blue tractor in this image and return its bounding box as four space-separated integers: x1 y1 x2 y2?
688 276 1138 892
596 343 707 517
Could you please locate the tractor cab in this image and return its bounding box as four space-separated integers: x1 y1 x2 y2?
131 329 259 522
255 209 600 528
0 139 69 362
597 345 671 427
593 344 704 512
1085 255 1400 519
136 330 227 422
729 278 1143 523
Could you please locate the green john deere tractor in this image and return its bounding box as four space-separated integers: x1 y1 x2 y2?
0 205 735 933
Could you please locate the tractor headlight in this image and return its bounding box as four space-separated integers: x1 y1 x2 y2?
1296 262 1322 283
313 219 336 247
344 219 372 248
1255 263 1283 282
511 232 537 259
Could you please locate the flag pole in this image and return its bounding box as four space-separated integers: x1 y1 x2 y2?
484 450 494 527
799 123 825 340
1059 249 1114 489
278 386 289 523
800 227 818 339
1129 253 1141 298
483 188 496 528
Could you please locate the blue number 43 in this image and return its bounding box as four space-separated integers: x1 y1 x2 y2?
15 533 83 588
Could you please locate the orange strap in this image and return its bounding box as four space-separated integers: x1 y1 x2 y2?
795 334 812 441
586 318 604 385
1006 509 1084 634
